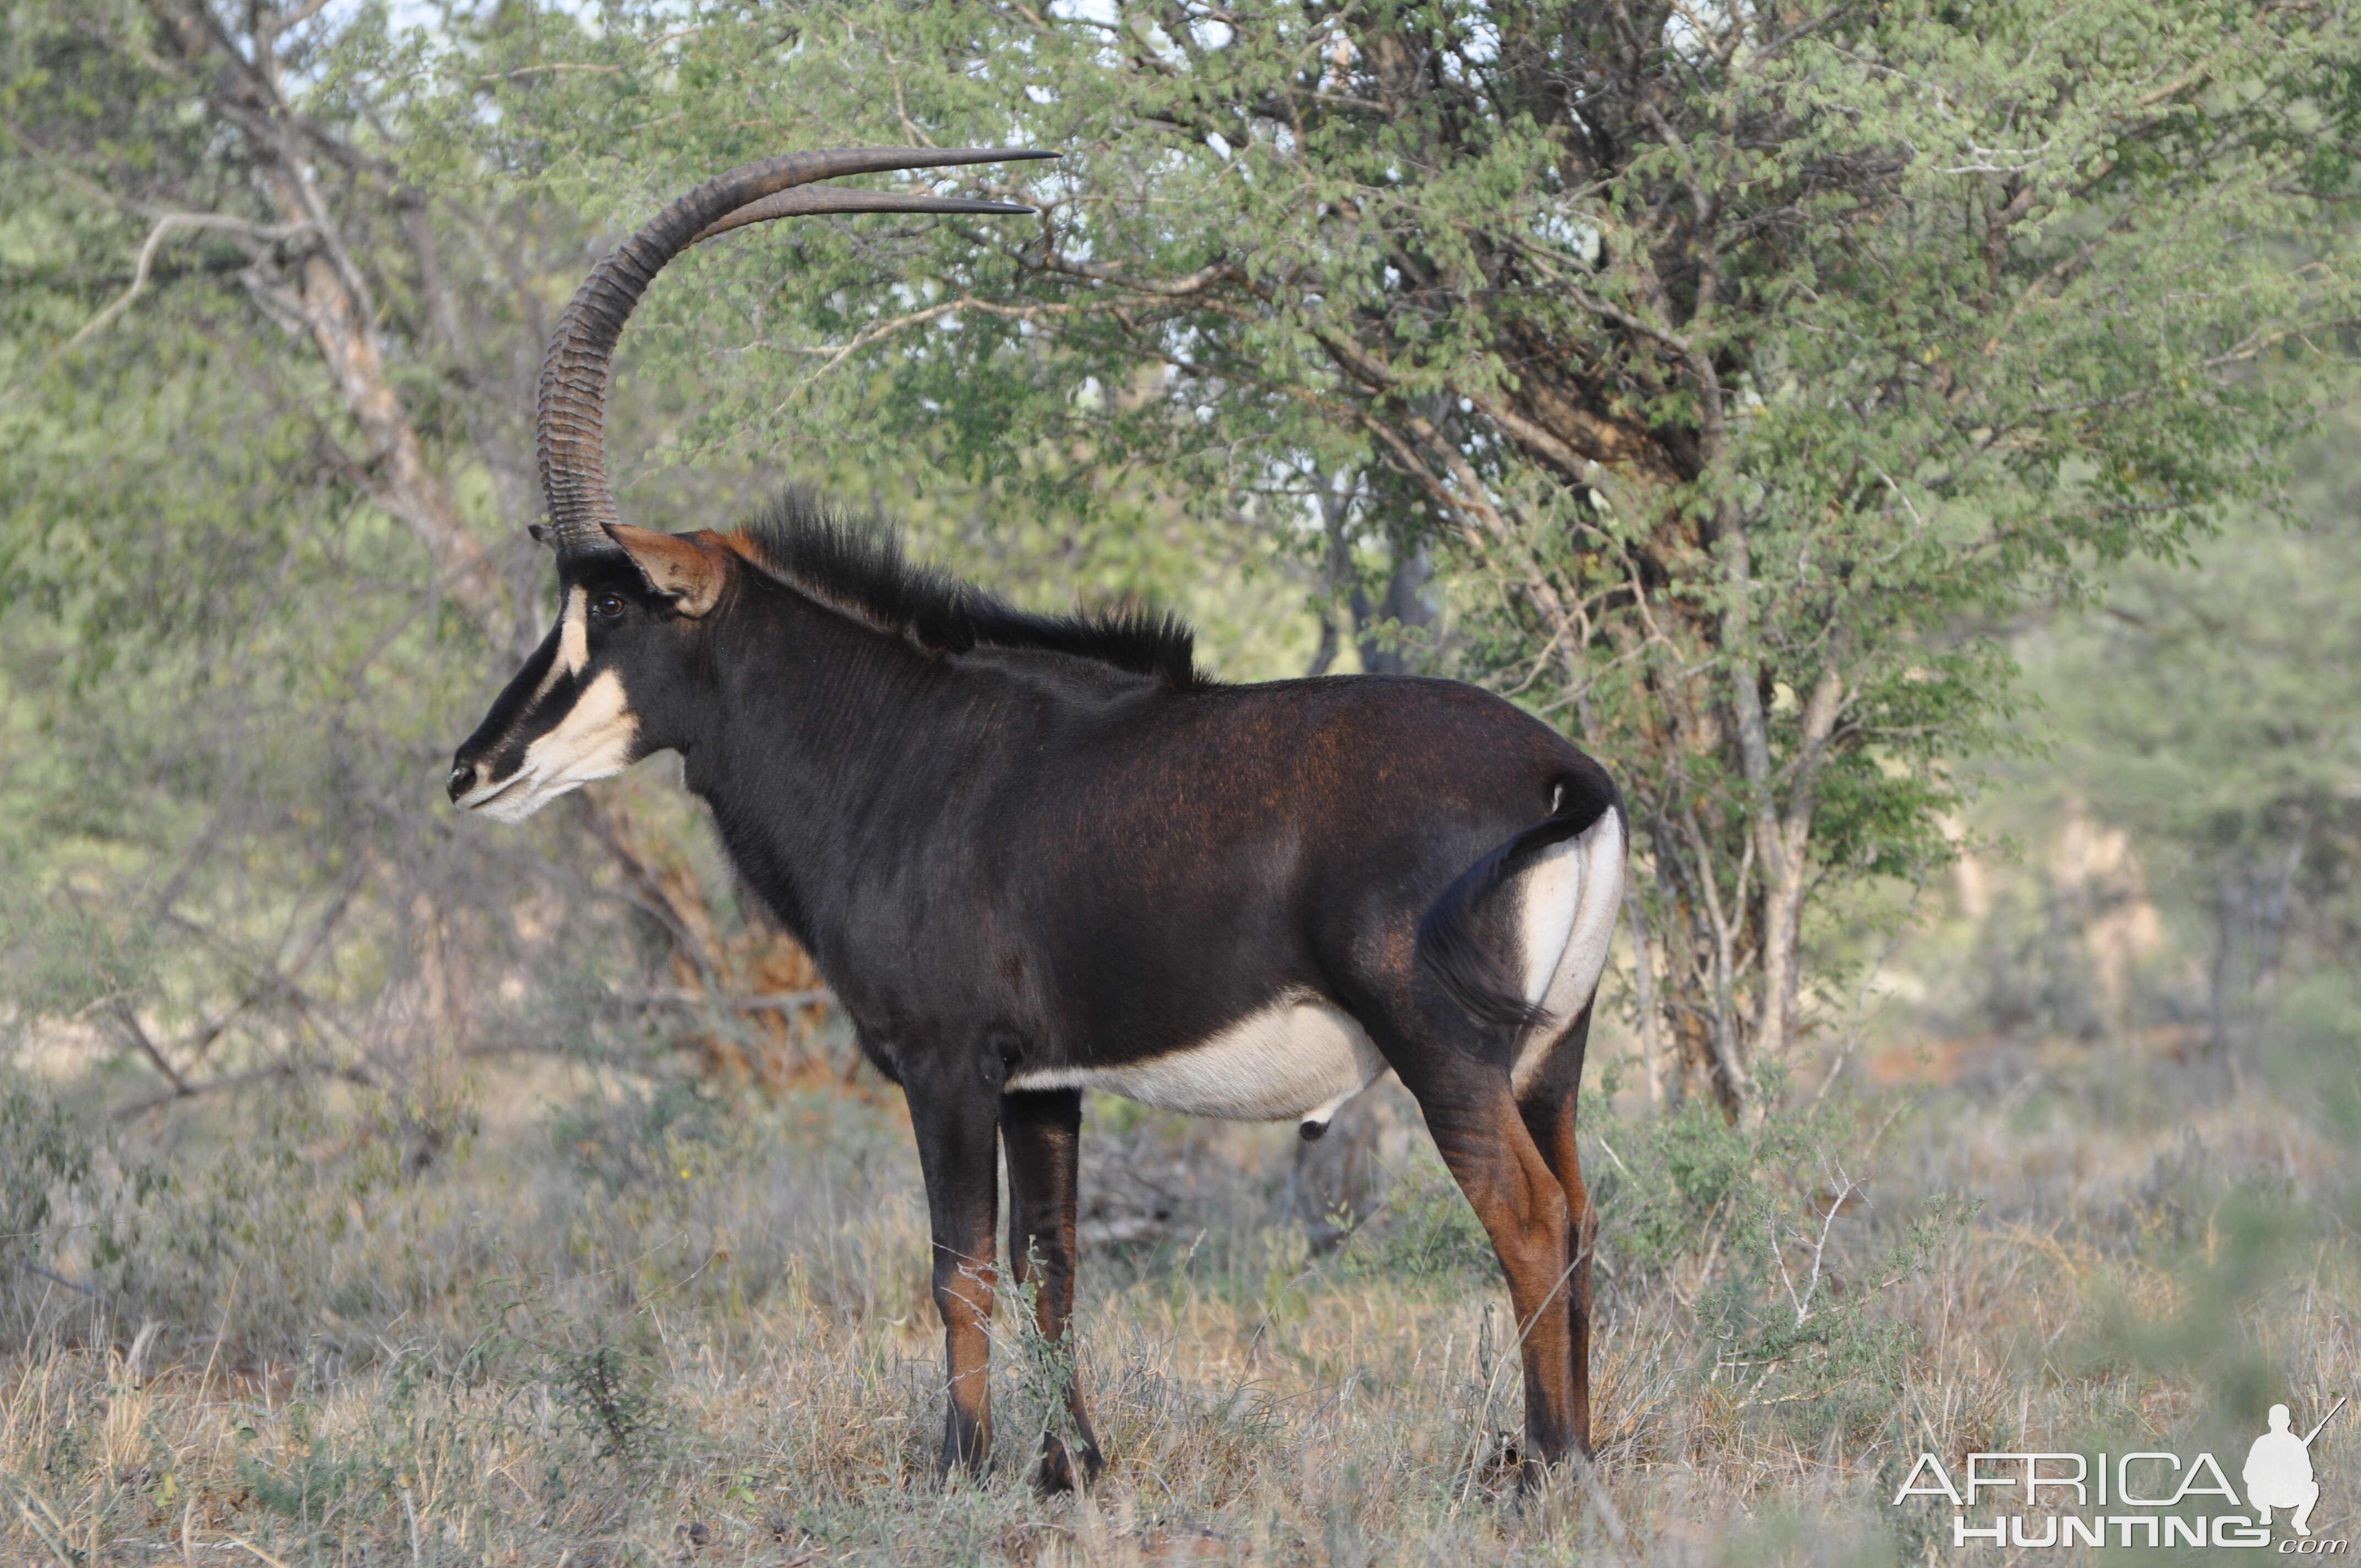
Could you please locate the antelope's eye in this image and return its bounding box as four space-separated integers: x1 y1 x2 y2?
589 592 627 620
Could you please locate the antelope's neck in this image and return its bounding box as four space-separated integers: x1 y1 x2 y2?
679 596 989 946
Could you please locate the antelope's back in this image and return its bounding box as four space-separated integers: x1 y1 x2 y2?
1000 672 1608 1049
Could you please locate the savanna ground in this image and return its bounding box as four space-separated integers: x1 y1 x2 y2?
5 975 2355 1567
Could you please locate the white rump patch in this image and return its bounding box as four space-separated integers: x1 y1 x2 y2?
456 669 640 824
1509 810 1625 1095
1009 993 1386 1126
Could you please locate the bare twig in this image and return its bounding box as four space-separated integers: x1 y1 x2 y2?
606 988 834 1014
110 1060 376 1121
19 1260 138 1321
229 1537 293 1568
109 1000 189 1097
0 211 309 407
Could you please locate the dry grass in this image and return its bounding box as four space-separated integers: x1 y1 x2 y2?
2 1030 2354 1566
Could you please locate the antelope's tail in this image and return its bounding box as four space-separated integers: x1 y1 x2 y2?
1416 776 1625 1035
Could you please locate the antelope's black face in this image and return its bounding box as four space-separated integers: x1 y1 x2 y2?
449 529 733 822
448 569 651 821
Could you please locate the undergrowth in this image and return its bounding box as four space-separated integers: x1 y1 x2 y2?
1 1033 2354 1565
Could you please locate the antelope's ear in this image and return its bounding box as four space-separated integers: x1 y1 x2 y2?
607 524 728 617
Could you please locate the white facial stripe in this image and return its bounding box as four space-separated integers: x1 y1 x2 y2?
461 669 640 824
533 587 590 704
1511 810 1625 1095
1008 993 1385 1125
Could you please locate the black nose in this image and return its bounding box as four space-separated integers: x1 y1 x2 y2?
447 761 476 802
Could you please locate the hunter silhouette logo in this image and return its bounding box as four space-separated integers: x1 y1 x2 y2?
1892 1395 2346 1549
2248 1399 2343 1538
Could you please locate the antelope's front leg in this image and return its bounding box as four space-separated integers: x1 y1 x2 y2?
1003 1087 1104 1491
907 1063 1003 1476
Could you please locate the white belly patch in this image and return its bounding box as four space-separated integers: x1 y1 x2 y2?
1007 993 1386 1125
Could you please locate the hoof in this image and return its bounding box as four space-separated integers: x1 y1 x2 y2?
1033 1433 1106 1495
1512 1444 1598 1498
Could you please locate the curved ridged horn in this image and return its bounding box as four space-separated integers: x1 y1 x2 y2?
536 148 1052 558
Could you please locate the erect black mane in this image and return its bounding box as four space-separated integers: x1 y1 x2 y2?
733 493 1203 689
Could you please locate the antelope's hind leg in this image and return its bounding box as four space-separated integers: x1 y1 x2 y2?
1516 1000 1600 1460
1388 1044 1579 1487
1003 1087 1106 1491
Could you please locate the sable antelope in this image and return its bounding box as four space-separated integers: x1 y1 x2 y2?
449 149 1626 1491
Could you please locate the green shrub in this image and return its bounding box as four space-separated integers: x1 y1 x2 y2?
547 1333 666 1462
0 1065 88 1276
1584 1074 1968 1444
1329 1145 1494 1288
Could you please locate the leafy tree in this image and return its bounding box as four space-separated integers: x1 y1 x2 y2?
2032 417 2361 1074
409 0 2361 1112
0 0 732 1115
10 1 2360 1122
0 0 1302 1112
